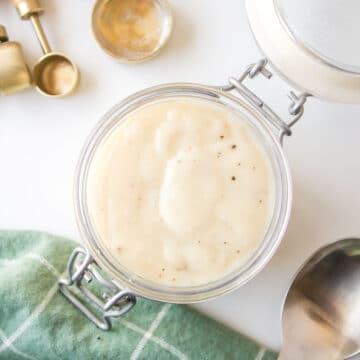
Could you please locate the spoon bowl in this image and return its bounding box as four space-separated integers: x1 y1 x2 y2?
33 52 79 97
280 238 360 360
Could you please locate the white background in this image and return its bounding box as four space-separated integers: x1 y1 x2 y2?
1 0 360 351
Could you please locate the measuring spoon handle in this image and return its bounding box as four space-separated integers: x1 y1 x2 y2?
11 0 51 54
12 0 43 20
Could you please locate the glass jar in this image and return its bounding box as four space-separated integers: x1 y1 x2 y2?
59 0 360 330
75 83 291 302
58 64 302 329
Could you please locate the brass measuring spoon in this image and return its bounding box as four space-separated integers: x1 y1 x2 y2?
12 0 79 97
0 24 31 95
91 0 173 63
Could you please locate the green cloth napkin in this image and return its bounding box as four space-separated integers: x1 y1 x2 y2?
0 231 277 360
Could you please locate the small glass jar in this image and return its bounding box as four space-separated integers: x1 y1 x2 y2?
59 0 360 330
75 83 291 303
59 67 301 329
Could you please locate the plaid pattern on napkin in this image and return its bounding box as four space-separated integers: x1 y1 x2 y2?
0 231 277 360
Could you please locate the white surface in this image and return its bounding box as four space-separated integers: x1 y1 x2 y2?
1 0 360 351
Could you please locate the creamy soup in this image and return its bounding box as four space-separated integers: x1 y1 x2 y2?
86 98 275 286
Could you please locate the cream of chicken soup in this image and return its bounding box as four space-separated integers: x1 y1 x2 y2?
86 98 275 286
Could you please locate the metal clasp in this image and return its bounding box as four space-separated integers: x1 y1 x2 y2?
219 59 310 142
58 247 136 330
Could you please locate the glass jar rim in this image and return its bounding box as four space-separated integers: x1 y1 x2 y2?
74 83 292 303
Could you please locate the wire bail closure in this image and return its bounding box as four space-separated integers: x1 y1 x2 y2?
58 247 136 330
218 59 310 143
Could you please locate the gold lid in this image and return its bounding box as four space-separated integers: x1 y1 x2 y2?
0 25 8 42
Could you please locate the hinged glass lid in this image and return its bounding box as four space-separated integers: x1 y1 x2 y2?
246 0 360 103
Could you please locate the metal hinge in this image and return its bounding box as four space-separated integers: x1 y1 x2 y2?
58 247 136 330
218 59 310 142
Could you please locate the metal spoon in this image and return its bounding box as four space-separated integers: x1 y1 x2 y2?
13 0 79 97
279 238 360 360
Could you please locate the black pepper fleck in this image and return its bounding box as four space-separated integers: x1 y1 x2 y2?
259 200 263 204
220 135 224 139
231 144 237 149
252 166 256 170
231 176 236 181
162 268 165 271
224 241 227 245
236 250 240 254
238 162 241 166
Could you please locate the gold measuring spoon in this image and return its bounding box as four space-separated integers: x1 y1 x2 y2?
0 24 31 95
92 0 173 63
12 0 79 97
